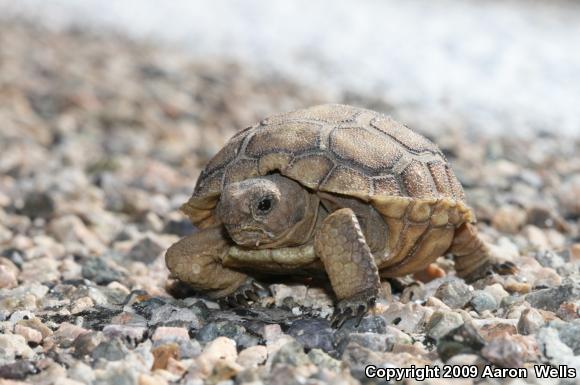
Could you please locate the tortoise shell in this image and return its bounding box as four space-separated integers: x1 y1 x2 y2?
183 104 474 234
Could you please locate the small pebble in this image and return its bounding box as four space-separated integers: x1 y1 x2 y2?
14 324 42 345
236 345 268 368
517 308 545 335
426 311 464 340
469 290 498 313
152 327 189 341
434 280 473 309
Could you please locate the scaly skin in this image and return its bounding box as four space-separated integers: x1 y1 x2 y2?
314 208 381 327
451 223 517 281
165 226 248 298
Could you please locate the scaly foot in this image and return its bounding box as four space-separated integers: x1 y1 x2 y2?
218 278 266 307
331 289 377 328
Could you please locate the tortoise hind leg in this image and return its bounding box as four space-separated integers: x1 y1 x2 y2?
314 208 381 328
450 223 517 281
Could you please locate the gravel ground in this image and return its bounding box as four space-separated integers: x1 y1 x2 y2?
0 21 579 385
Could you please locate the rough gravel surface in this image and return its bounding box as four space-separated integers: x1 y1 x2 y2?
0 21 579 385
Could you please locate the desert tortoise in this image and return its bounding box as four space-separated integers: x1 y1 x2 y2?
166 104 514 326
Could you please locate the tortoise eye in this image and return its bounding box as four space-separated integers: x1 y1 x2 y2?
256 197 272 214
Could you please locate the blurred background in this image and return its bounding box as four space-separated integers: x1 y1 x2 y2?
2 0 580 137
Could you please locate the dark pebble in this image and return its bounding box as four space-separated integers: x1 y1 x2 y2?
81 258 125 285
196 320 260 349
0 360 39 380
18 191 55 219
286 318 334 353
128 237 164 264
1 248 25 268
163 219 195 237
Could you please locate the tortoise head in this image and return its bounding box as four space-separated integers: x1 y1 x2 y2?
216 174 317 248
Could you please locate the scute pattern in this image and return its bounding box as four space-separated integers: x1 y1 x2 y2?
245 122 321 157
373 175 402 196
427 161 453 198
321 166 371 197
401 160 434 198
223 159 260 186
329 127 403 172
285 154 334 189
370 115 441 155
203 134 245 175
262 103 360 125
186 104 471 226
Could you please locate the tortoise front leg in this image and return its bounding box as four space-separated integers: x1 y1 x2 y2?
165 226 248 299
450 223 517 281
314 208 381 327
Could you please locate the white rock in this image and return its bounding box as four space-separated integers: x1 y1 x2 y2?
0 334 34 360
237 345 268 368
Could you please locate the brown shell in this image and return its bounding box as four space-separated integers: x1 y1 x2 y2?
183 104 474 227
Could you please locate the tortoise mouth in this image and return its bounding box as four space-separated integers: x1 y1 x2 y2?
226 225 276 248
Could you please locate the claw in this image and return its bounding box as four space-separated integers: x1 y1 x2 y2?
330 292 376 329
246 290 259 302
354 304 366 327
251 280 266 291
218 278 265 308
235 293 249 306
227 295 238 307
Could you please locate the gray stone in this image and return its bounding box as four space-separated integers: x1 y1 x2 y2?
525 283 580 311
128 236 164 264
271 340 310 367
434 280 473 309
534 250 567 269
307 349 341 372
286 318 334 353
94 363 139 385
537 327 580 373
177 339 202 359
426 311 464 340
91 338 130 361
551 319 580 355
196 320 259 350
81 258 125 285
342 332 394 353
469 290 498 312
148 303 203 329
